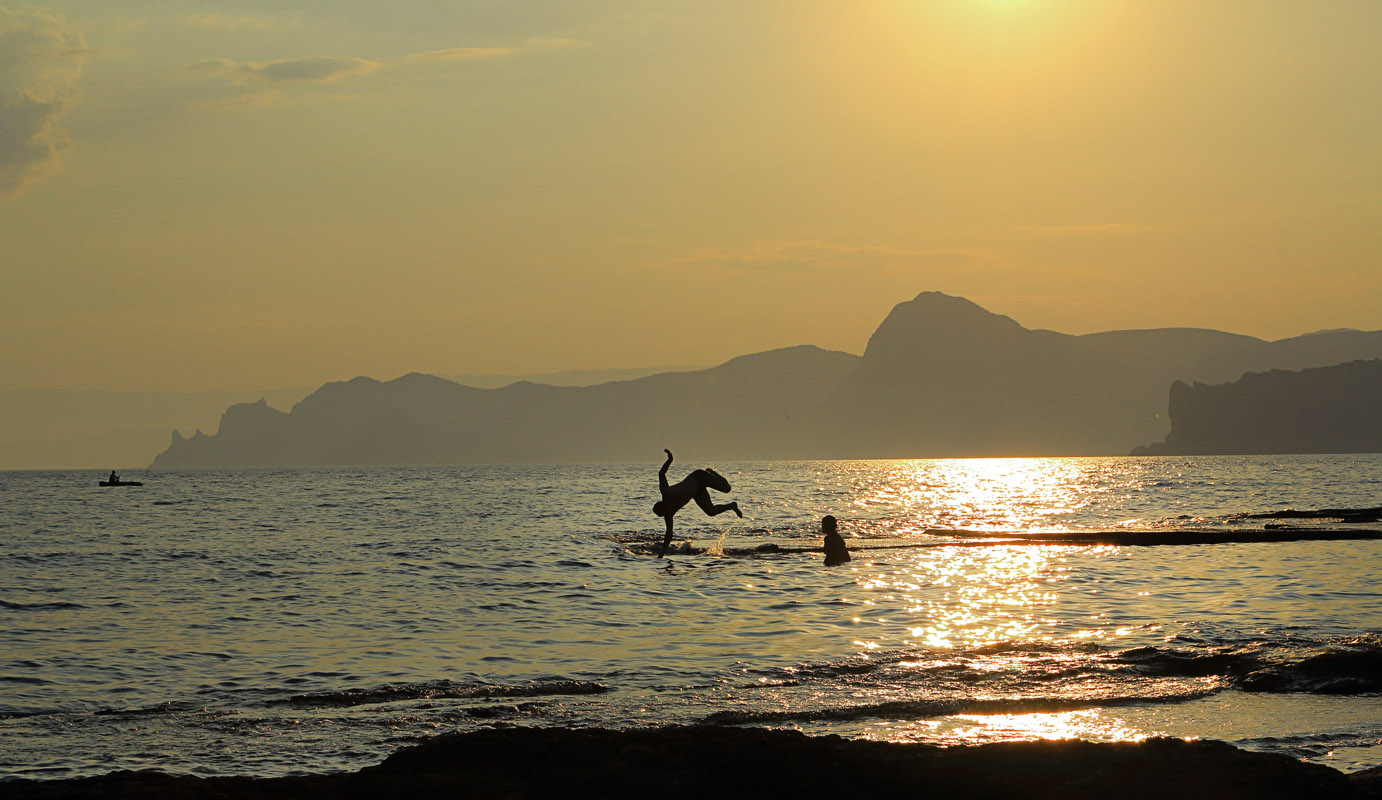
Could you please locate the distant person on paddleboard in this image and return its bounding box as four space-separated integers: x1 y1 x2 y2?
653 449 741 557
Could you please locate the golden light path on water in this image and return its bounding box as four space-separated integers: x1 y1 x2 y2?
857 457 1135 533
834 458 1170 746
865 710 1154 747
848 457 1134 648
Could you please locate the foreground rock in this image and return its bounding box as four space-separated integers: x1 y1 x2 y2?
6 726 1380 799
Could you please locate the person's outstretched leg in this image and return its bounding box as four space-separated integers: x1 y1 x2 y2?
694 489 742 518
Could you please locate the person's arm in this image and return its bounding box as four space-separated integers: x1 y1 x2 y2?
659 449 673 493
658 513 674 557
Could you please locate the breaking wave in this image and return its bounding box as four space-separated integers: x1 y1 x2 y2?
702 632 1382 726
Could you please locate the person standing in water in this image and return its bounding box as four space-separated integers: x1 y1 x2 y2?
822 514 850 566
653 449 741 557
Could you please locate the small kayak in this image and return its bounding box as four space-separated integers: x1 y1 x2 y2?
98 480 143 487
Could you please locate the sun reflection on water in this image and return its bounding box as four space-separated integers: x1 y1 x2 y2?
862 710 1158 746
851 456 1144 534
852 541 1124 651
810 457 1235 750
834 457 1147 650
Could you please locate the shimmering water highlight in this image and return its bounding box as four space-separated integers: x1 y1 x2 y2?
1 455 1379 779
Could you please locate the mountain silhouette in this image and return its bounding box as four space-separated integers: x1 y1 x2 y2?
835 293 1273 456
1132 359 1382 455
151 292 1382 467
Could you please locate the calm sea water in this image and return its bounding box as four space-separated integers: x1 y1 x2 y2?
1 455 1380 780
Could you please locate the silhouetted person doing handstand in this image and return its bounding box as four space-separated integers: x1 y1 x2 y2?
822 514 850 566
653 449 741 557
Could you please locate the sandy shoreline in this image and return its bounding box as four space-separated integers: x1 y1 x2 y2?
5 726 1381 799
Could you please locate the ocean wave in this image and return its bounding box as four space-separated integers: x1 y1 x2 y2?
1114 632 1382 694
269 679 609 708
703 687 1219 725
1235 726 1382 760
0 675 54 686
0 599 86 611
0 709 58 720
1236 506 1382 524
94 701 196 717
730 632 1382 728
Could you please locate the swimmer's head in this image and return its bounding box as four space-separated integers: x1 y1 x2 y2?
822 514 837 533
653 500 668 517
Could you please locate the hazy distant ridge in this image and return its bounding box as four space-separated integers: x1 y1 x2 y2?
0 387 313 470
150 292 1382 467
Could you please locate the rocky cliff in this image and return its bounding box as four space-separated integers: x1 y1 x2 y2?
1132 359 1382 455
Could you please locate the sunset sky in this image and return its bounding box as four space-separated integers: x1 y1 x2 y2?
3 0 1378 393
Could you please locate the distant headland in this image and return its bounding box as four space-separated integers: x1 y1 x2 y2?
1131 359 1382 456
151 292 1382 467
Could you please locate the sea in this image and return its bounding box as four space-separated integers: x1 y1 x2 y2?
2 455 1380 781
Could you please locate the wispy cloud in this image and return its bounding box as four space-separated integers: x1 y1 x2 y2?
184 55 383 110
403 37 575 64
0 6 89 198
191 56 381 86
406 47 518 63
183 36 569 112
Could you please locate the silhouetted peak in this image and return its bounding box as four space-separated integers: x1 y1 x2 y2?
291 377 384 413
863 292 1027 363
719 345 855 371
385 372 469 396
711 345 860 384
912 291 1022 324
223 397 280 416
391 372 455 387
497 380 571 396
311 376 382 397
216 397 288 436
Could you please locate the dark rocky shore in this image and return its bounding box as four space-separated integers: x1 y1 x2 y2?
6 726 1382 800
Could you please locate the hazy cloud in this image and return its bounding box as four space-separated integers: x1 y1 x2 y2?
185 55 380 109
406 47 517 63
258 56 379 82
405 37 574 63
192 56 380 85
0 6 89 197
669 241 987 275
186 36 570 112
